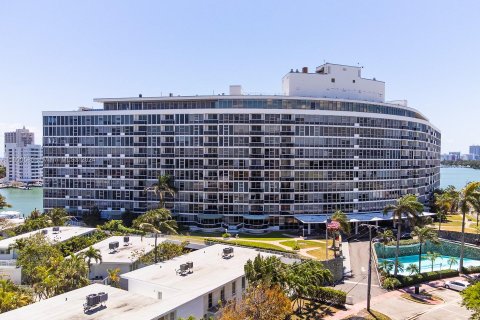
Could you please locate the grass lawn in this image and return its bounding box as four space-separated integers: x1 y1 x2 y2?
342 309 391 320
280 239 327 249
306 247 335 260
206 238 294 252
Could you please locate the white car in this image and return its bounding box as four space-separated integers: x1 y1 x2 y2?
444 280 470 291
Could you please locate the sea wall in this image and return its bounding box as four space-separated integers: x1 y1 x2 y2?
374 239 480 260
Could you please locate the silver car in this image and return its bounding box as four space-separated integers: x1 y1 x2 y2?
444 280 470 291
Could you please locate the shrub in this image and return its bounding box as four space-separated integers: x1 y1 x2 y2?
462 266 480 274
314 287 346 306
397 269 458 287
56 231 109 256
222 233 231 239
292 242 301 251
383 277 401 290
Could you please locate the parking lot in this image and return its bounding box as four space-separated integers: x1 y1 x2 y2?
372 281 472 320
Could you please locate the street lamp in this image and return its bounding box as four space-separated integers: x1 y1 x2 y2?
360 223 379 312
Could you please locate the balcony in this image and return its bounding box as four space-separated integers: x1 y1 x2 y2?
280 176 294 181
249 176 264 181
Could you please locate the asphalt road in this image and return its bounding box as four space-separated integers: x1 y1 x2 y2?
336 240 386 304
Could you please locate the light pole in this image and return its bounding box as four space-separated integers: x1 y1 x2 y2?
326 218 332 260
360 223 378 312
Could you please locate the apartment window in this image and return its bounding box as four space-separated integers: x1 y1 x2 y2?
208 292 213 308
331 78 335 83
220 287 225 302
241 276 246 290
352 80 356 83
232 281 236 296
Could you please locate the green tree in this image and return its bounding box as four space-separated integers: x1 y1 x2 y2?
445 185 460 214
461 281 480 319
0 165 5 179
0 194 11 209
406 263 420 275
99 219 140 235
0 279 33 313
145 174 178 208
83 207 103 227
81 246 102 277
434 193 453 232
44 208 72 226
57 253 89 293
383 194 424 276
425 251 441 271
378 259 394 276
244 255 288 290
448 256 458 270
458 182 480 270
375 229 394 259
131 241 187 265
411 226 440 272
329 210 351 256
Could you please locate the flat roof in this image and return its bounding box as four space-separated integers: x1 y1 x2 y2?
0 226 96 249
0 283 163 320
76 236 160 264
294 211 436 224
121 244 278 313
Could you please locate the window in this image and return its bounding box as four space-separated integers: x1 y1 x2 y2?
208 292 213 308
352 80 356 83
331 78 335 83
241 276 246 290
232 281 236 296
220 287 225 302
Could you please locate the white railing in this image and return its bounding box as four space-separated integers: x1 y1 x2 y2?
0 260 17 267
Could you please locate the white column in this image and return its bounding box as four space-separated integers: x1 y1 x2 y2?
375 220 379 227
355 221 358 234
307 223 311 235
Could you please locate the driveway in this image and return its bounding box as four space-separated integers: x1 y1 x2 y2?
335 240 386 304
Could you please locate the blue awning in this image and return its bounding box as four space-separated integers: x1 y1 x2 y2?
294 212 436 224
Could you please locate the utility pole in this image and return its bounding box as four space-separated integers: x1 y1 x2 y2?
360 223 378 312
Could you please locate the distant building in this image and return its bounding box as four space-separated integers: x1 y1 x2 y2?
448 152 461 161
469 145 480 160
4 127 42 182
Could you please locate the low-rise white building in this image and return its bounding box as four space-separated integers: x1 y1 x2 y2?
75 235 159 280
0 283 167 320
120 244 278 319
0 226 96 283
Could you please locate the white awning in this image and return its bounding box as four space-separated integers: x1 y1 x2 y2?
294 212 436 224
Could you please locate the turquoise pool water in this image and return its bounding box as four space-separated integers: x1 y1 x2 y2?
378 254 480 275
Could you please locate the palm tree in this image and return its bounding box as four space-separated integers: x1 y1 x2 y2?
383 194 424 277
329 210 351 256
30 208 42 220
107 268 121 287
60 254 89 291
426 251 441 271
448 256 458 270
44 208 72 226
406 263 420 276
435 193 453 232
375 229 394 259
81 246 102 277
458 182 480 271
378 260 394 276
145 175 178 208
0 194 11 209
137 223 162 263
445 185 460 214
411 226 440 273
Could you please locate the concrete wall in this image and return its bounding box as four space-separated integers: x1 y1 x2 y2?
322 257 344 282
90 262 131 280
438 230 480 245
0 266 22 284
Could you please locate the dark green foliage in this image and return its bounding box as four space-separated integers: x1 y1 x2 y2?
396 269 459 287
382 277 402 290
121 210 137 227
83 207 103 227
313 287 347 306
99 220 143 235
244 255 289 290
462 265 480 274
0 165 5 179
56 231 109 256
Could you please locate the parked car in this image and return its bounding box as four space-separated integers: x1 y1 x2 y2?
444 280 470 291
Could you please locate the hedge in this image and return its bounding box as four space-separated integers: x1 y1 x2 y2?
204 238 295 254
397 269 459 287
314 287 346 306
462 266 480 274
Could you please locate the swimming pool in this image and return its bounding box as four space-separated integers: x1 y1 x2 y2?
378 254 480 275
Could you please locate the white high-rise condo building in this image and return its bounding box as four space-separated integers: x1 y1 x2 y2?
4 127 43 183
43 63 441 232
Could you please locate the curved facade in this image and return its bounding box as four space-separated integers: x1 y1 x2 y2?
43 64 440 232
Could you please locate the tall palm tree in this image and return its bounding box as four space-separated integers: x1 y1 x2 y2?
145 175 178 208
44 208 72 226
375 229 394 259
60 254 89 291
458 182 480 271
137 223 162 263
406 263 420 275
411 226 440 272
383 194 424 277
0 194 11 209
81 246 102 277
329 210 351 256
434 193 453 232
448 256 458 270
445 185 460 214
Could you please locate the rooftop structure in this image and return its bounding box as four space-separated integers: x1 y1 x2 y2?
0 283 165 320
75 235 160 279
120 244 278 318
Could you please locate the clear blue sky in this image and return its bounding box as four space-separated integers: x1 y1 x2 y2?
1 0 479 156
